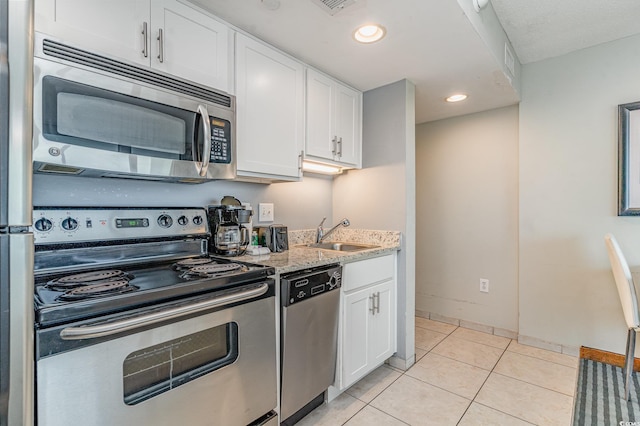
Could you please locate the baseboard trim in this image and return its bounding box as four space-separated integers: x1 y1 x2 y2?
418 311 579 356
580 346 640 371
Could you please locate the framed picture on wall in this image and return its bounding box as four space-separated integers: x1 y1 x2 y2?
618 101 640 215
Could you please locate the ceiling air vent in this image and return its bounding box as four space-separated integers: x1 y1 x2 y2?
309 0 358 15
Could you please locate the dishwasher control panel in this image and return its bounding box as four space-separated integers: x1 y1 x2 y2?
281 264 342 306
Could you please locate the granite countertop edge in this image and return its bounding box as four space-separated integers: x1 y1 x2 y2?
236 229 401 274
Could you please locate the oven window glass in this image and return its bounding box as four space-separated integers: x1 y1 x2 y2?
122 322 238 405
41 76 197 160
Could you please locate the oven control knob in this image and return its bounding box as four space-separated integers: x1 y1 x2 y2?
34 218 53 232
192 215 203 225
177 215 188 226
157 214 173 228
61 217 78 231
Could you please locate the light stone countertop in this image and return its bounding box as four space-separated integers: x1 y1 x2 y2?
236 229 401 274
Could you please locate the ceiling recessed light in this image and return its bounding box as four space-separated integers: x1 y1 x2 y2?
445 94 468 103
353 24 386 44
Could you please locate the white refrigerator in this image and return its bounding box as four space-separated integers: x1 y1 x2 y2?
1 0 34 425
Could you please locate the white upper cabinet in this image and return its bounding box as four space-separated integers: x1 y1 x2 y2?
35 0 150 66
235 33 304 181
150 1 229 92
306 68 362 168
35 0 230 92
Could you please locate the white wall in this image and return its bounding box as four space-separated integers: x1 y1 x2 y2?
33 174 333 230
519 33 640 353
334 79 416 368
415 105 519 333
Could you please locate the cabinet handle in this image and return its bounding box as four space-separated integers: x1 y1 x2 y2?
141 22 148 58
157 28 164 63
369 294 376 315
298 150 304 172
337 136 343 157
331 136 338 156
375 291 380 314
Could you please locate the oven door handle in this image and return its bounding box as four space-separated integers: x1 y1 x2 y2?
59 283 269 340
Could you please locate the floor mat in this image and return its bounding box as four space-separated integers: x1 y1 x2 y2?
573 358 640 425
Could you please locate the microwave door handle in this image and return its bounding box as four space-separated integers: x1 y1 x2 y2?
197 104 211 177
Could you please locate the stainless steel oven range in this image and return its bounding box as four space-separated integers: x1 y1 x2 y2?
33 207 277 426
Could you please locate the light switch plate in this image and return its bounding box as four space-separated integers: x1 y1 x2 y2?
258 203 274 222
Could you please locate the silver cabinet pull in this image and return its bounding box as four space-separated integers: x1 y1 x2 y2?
298 150 304 172
197 104 211 177
369 294 376 315
60 283 269 340
332 136 338 156
338 136 343 157
141 22 148 58
157 28 164 63
375 291 380 314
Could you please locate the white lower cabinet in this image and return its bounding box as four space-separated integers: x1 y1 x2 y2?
330 253 397 397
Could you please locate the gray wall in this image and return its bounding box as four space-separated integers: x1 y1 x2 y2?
519 33 640 353
33 173 333 230
334 79 416 367
415 105 519 333
416 32 640 355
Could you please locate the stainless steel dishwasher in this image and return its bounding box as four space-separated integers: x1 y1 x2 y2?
280 264 342 425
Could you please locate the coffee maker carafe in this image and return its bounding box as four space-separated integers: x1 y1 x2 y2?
208 205 251 256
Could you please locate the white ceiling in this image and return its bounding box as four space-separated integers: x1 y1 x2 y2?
491 0 640 64
188 0 640 124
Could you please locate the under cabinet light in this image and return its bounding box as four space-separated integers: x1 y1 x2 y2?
302 161 343 175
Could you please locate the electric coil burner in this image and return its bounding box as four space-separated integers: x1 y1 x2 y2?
179 262 247 279
47 270 137 301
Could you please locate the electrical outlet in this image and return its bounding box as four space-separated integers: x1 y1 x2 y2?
480 278 489 293
258 203 274 222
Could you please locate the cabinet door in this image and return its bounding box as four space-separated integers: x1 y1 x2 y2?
235 34 304 180
369 280 396 365
306 69 335 159
342 287 372 388
151 0 229 92
334 83 361 166
35 0 150 66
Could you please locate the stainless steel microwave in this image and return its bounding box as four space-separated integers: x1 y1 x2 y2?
33 33 236 183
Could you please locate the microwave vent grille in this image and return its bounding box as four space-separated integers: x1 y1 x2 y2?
42 39 232 108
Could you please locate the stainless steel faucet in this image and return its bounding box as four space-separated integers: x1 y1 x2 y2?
316 217 350 243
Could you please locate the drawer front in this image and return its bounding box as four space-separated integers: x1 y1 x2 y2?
343 254 395 292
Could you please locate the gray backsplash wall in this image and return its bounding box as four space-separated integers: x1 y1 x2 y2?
33 173 333 230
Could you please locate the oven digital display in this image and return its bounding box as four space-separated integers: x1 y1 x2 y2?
115 218 149 228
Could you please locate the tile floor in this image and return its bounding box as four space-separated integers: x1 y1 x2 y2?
297 317 578 426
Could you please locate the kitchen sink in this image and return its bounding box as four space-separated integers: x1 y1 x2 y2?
300 242 380 252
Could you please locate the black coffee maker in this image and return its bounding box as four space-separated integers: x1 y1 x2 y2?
208 205 251 256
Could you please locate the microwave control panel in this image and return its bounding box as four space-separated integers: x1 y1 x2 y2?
210 118 231 164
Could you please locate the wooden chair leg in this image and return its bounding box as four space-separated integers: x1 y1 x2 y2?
624 327 636 401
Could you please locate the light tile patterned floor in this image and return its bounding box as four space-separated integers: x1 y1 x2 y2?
297 318 578 426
